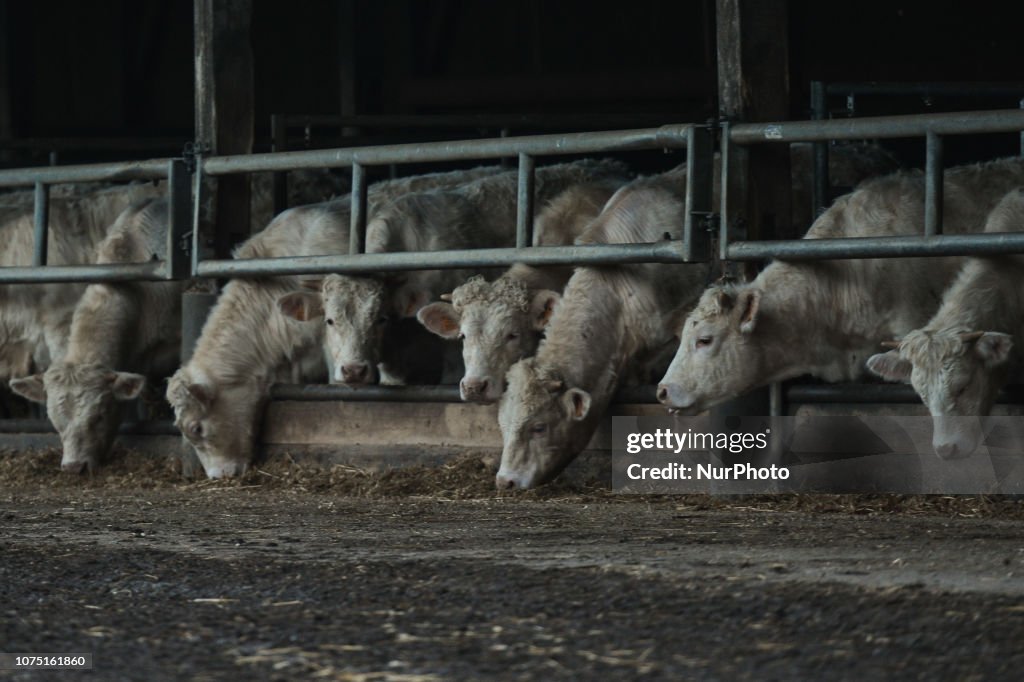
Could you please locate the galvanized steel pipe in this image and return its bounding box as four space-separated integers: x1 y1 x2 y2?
196 241 692 278
726 232 1024 261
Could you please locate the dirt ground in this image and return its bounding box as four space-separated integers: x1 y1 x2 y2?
2 449 1023 681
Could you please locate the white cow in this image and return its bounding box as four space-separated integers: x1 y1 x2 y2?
277 160 632 387
867 187 1024 458
416 181 625 402
166 166 505 479
0 183 164 380
658 157 1024 416
496 164 710 489
11 198 181 473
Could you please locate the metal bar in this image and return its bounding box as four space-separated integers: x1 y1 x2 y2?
0 262 166 284
683 126 714 261
201 125 694 175
270 113 288 215
197 241 693 279
726 232 1024 261
270 383 662 404
349 162 368 255
729 109 1024 145
32 182 48 267
924 131 944 236
1020 97 1024 155
0 158 169 188
718 122 732 262
809 81 828 219
165 159 191 280
191 159 205 276
769 381 783 417
515 152 535 249
825 82 1024 98
786 383 1024 405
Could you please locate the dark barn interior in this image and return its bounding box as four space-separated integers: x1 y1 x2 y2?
2 2 1024 679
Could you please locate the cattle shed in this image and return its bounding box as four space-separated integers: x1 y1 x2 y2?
1 2 1024 680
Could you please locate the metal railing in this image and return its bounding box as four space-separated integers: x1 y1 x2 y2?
195 123 714 279
809 81 1024 216
720 108 1024 262
0 159 191 283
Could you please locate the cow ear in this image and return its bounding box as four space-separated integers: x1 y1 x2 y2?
417 302 462 339
9 374 46 403
394 287 432 318
110 372 146 401
737 289 761 334
866 351 912 383
277 292 324 321
975 332 1013 367
562 387 592 421
530 290 561 331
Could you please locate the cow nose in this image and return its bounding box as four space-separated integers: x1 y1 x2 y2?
460 377 489 398
495 474 518 490
657 383 694 409
341 363 370 384
935 442 959 460
61 460 89 475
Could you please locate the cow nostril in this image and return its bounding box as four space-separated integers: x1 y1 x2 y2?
495 476 517 491
656 385 668 402
62 461 88 475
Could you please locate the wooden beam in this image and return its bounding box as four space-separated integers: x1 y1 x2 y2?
715 0 792 419
194 0 254 255
716 0 792 243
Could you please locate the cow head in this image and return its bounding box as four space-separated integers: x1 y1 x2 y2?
417 276 560 403
657 285 764 415
867 329 1013 458
166 367 264 478
10 362 145 474
278 274 430 385
495 358 599 489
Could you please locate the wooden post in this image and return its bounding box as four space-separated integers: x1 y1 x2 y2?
716 0 792 244
715 0 792 419
194 0 254 256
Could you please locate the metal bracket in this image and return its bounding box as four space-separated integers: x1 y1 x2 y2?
182 141 211 174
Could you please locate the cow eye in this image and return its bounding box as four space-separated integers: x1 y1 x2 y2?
507 332 519 341
326 318 334 326
190 423 204 438
695 336 713 348
530 423 547 435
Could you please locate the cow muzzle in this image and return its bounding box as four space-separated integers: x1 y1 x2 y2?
339 363 372 385
460 376 497 403
657 383 698 414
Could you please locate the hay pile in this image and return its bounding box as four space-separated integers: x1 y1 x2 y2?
2 447 1023 518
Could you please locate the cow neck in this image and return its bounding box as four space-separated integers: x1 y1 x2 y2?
926 258 1024 336
63 283 135 367
749 262 870 384
533 267 631 393
188 278 315 388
